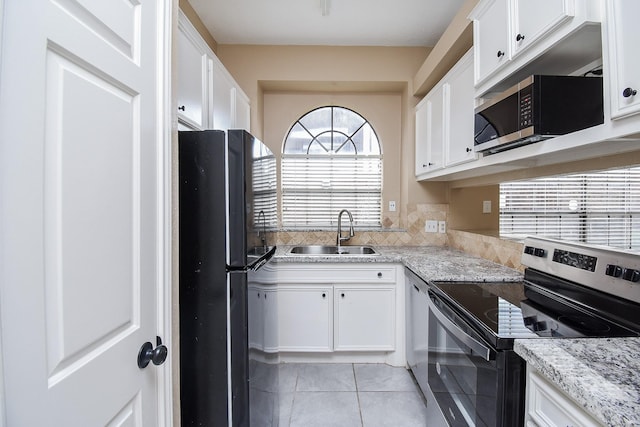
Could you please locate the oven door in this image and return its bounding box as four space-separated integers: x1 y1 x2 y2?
428 294 498 427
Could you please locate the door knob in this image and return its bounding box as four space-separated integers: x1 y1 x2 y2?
496 50 505 58
516 33 525 42
138 336 168 368
623 87 637 98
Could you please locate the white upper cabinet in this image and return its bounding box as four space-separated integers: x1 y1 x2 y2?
473 0 511 87
416 50 476 179
511 0 574 57
445 51 476 167
177 15 208 130
415 84 445 175
470 0 601 93
235 88 251 131
211 61 234 130
177 11 251 131
605 0 640 120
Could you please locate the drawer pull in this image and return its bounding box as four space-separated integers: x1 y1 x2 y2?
497 50 505 58
377 272 382 278
623 87 637 98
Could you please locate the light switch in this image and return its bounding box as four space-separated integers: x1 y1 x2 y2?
483 200 492 214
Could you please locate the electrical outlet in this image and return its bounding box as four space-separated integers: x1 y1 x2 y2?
389 201 396 212
438 221 446 233
483 200 492 214
425 220 438 233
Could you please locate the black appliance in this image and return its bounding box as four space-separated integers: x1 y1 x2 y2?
427 237 640 427
179 129 277 427
474 75 604 154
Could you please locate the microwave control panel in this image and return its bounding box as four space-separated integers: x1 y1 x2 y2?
519 85 533 129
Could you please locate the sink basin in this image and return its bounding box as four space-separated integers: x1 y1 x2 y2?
289 245 378 256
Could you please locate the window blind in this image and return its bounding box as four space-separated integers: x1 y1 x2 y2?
282 155 382 228
252 154 278 229
500 167 640 251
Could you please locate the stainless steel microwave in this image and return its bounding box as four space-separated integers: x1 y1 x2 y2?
474 75 603 154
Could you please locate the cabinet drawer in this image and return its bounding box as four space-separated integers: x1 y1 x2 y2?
276 264 397 284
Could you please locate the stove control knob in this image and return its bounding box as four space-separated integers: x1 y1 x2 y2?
524 246 535 255
605 264 623 278
533 248 546 258
622 268 640 282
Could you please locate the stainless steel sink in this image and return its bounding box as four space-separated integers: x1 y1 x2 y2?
289 245 378 256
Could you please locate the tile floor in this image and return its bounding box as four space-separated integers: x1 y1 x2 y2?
250 362 432 427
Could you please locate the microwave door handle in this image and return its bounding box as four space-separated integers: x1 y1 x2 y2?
428 298 495 362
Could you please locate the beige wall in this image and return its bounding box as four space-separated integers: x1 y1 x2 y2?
263 92 403 227
216 44 449 228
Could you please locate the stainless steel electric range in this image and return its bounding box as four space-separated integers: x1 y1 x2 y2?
427 237 640 427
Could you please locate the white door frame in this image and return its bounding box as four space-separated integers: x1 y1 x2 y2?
0 0 175 424
157 0 175 425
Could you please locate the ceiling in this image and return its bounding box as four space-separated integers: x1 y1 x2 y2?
187 0 466 47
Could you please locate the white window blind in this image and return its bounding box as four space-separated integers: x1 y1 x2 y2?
500 167 640 251
282 155 382 228
252 152 278 229
282 106 383 229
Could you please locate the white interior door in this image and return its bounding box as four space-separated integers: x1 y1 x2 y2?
0 0 169 425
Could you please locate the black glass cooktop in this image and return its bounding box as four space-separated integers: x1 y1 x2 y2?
431 279 640 346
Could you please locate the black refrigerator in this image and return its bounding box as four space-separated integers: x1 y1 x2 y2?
179 129 277 426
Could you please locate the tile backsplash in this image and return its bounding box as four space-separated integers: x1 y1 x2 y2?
273 204 524 270
275 203 449 247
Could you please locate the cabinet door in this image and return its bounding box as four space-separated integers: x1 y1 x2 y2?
415 100 429 175
606 1 640 119
512 0 574 56
262 289 278 352
473 0 510 85
177 24 207 129
234 88 251 131
445 51 476 167
278 287 332 352
409 284 429 393
211 62 234 130
334 287 395 351
415 85 445 175
526 369 601 427
248 286 264 350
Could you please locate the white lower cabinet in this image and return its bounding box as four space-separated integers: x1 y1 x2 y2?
525 367 602 427
334 286 395 351
278 286 333 352
249 263 402 361
248 285 278 352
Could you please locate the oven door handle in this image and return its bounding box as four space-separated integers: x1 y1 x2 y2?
428 298 495 362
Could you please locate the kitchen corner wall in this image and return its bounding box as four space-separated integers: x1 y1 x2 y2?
449 230 524 271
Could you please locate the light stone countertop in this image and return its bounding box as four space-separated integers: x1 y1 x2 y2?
514 338 640 426
273 245 524 282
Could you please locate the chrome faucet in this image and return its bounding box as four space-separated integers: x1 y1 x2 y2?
336 209 355 251
257 210 266 249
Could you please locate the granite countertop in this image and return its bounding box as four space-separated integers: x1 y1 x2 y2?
273 245 523 282
514 338 640 426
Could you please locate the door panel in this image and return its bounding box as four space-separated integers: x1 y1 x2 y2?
44 50 139 382
0 0 166 424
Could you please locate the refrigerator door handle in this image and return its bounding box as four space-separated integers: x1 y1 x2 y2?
226 245 277 273
247 245 276 271
226 265 247 273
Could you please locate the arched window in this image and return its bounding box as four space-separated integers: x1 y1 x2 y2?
281 106 382 228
